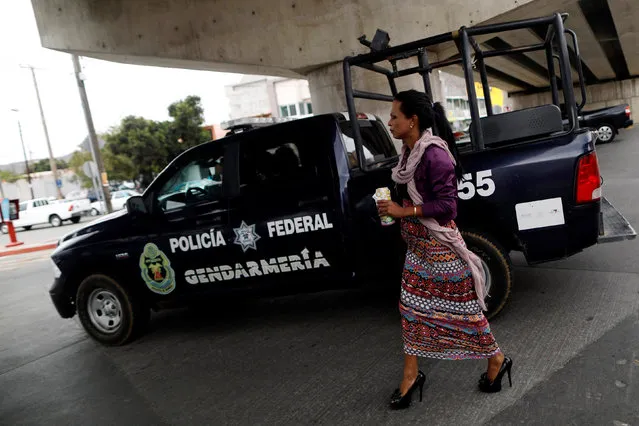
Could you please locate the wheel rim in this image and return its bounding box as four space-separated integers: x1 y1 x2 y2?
480 258 493 301
598 126 613 142
1 225 7 233
51 216 61 226
91 209 98 216
87 288 123 334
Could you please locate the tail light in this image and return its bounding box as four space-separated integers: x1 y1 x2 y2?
68 204 74 212
576 152 601 204
625 106 631 119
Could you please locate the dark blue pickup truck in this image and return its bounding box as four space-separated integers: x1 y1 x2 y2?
48 13 636 345
579 104 633 143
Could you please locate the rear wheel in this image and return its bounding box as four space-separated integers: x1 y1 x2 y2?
461 231 513 320
90 208 100 216
49 215 62 227
1 224 7 234
76 274 149 346
596 124 616 143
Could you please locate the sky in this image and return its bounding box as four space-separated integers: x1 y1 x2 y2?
0 2 243 166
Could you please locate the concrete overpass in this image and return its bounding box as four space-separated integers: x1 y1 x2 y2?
30 0 639 116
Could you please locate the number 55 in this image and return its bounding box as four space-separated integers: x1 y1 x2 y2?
457 169 496 200
476 170 496 197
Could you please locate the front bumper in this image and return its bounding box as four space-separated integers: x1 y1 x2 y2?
49 275 75 318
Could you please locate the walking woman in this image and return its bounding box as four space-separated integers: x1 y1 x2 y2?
376 90 513 410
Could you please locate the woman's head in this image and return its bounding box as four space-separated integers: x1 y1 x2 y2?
388 90 435 139
389 89 462 178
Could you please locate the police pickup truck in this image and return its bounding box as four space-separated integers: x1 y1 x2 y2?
49 13 636 345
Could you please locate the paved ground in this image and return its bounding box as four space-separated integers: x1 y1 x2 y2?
0 215 97 247
1 128 638 425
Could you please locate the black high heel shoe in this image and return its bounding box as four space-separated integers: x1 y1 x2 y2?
390 371 426 410
478 356 513 393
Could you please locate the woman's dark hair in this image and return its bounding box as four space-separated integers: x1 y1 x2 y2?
394 89 462 178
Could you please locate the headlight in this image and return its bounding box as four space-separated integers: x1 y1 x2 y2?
51 259 62 279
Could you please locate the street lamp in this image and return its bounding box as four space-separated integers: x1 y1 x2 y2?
9 109 35 199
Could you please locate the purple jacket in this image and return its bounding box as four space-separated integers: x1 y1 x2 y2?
400 145 458 225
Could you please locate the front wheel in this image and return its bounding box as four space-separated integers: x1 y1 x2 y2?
461 231 513 320
76 274 149 346
90 208 100 216
596 124 616 143
1 224 7 234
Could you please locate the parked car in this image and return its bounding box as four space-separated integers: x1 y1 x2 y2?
578 104 633 142
89 190 141 215
1 198 84 233
560 104 633 143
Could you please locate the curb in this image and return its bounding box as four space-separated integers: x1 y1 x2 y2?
0 242 57 258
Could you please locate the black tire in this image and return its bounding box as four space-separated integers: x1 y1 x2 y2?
461 231 513 320
70 217 81 224
76 274 150 346
23 226 32 231
596 124 616 143
49 214 62 227
90 208 100 216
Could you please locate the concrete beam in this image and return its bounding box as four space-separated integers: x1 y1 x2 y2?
480 0 616 80
608 0 639 77
31 0 534 78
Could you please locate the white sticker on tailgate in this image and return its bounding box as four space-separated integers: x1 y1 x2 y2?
515 198 565 231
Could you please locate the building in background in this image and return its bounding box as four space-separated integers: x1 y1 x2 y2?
437 71 509 131
225 76 313 120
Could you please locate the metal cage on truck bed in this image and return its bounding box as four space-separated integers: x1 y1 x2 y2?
343 13 588 171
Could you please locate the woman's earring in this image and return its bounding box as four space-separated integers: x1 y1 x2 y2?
410 124 414 129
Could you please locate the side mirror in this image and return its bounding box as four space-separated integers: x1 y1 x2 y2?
125 196 148 216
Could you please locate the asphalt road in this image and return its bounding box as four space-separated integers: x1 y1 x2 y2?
0 215 97 246
1 128 639 425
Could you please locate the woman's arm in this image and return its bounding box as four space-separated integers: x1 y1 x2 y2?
415 146 457 219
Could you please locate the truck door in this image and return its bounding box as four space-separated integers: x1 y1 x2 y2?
226 120 348 288
133 142 235 299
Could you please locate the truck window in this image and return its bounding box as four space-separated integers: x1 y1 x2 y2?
19 202 27 211
338 120 396 168
239 139 319 196
156 151 224 213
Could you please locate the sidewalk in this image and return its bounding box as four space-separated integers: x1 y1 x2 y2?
0 240 58 258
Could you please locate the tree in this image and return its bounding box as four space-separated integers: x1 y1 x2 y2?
30 158 69 173
104 116 169 188
0 170 21 199
68 151 94 189
165 95 211 159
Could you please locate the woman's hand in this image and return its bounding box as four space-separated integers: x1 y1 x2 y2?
376 200 408 218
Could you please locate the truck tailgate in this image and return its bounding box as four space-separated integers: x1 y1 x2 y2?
598 197 636 243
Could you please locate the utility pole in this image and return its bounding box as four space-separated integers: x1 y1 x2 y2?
23 65 64 199
10 109 35 199
71 55 112 213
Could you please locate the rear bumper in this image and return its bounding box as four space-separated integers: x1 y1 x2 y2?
623 119 633 129
598 197 636 243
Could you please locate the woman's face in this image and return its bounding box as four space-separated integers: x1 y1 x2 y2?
388 100 416 140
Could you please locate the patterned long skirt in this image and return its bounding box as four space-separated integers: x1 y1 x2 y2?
400 210 501 360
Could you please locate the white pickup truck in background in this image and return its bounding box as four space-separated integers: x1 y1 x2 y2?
1 198 85 233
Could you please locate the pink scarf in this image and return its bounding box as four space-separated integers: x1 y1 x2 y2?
392 131 488 311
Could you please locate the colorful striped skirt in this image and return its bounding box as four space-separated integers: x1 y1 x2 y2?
399 213 500 360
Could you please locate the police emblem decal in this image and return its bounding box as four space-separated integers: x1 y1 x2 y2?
233 221 261 252
139 243 176 295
